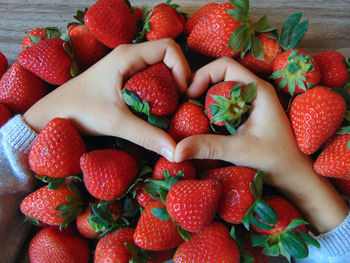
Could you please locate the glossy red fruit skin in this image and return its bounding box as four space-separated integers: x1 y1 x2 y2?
29 118 87 178
289 86 346 154
188 2 241 58
202 166 256 223
153 156 196 180
0 103 12 127
0 51 8 78
184 2 218 35
29 226 90 263
17 38 73 85
22 27 46 50
331 177 350 196
313 51 349 88
165 179 222 232
81 149 138 200
123 62 179 116
174 221 240 263
134 200 183 251
314 134 350 179
135 183 155 208
84 0 136 48
168 101 210 142
20 184 74 226
0 62 46 113
252 195 306 236
94 228 135 263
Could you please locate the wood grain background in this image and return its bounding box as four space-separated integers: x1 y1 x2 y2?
0 0 349 64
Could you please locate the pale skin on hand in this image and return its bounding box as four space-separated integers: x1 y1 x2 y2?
174 57 349 234
23 38 191 162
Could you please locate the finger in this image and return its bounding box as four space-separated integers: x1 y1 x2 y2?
188 57 263 98
115 109 177 162
115 39 191 93
174 133 253 164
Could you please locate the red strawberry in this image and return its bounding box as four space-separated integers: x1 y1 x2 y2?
29 226 90 263
94 228 135 263
18 38 76 85
166 179 222 232
29 118 87 178
152 156 196 180
135 182 156 208
134 200 183 251
84 0 136 48
184 2 218 36
132 6 143 21
168 100 210 142
68 24 108 72
192 159 227 174
0 50 8 78
145 2 184 41
289 86 346 154
81 149 138 200
0 103 12 127
205 81 256 134
123 62 179 117
331 177 350 196
314 134 350 178
173 221 240 263
272 49 321 95
238 33 283 76
0 62 46 113
152 248 177 263
242 231 269 263
202 166 256 223
20 183 83 227
22 27 62 50
188 2 241 58
313 51 349 88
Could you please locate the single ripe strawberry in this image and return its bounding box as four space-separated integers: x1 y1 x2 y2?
20 184 83 227
331 177 350 196
168 100 210 142
135 182 156 208
188 2 241 58
145 2 184 41
0 103 12 127
29 227 90 263
313 51 349 88
134 200 184 251
68 24 108 72
173 221 240 263
165 179 222 232
272 49 321 95
0 62 46 113
184 2 218 36
84 0 136 48
18 38 75 85
0 50 8 78
314 134 350 178
153 156 196 180
94 228 135 263
132 6 143 21
123 62 179 116
289 86 346 154
238 33 283 76
22 27 62 50
81 149 138 200
29 118 87 178
201 166 256 223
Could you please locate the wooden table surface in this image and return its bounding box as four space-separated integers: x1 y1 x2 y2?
0 0 349 64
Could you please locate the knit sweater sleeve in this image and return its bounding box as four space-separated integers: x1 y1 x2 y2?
0 115 38 263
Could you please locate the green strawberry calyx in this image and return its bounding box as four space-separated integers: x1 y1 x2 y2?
62 41 79 77
210 82 257 135
122 88 170 130
133 6 153 43
125 242 154 263
271 49 315 96
250 218 320 262
26 27 62 47
242 170 278 231
226 0 276 59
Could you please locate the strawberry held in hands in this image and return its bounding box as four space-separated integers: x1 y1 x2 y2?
18 38 77 85
29 226 90 263
81 149 138 200
84 0 136 48
29 117 87 178
289 86 346 154
0 62 47 113
153 156 196 180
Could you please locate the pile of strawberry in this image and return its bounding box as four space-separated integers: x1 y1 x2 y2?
0 0 349 262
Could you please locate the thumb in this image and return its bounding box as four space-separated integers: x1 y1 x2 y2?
174 134 252 164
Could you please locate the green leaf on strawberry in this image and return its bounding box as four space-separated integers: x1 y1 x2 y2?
151 207 171 220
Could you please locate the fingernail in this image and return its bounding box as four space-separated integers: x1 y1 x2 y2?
161 147 174 162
